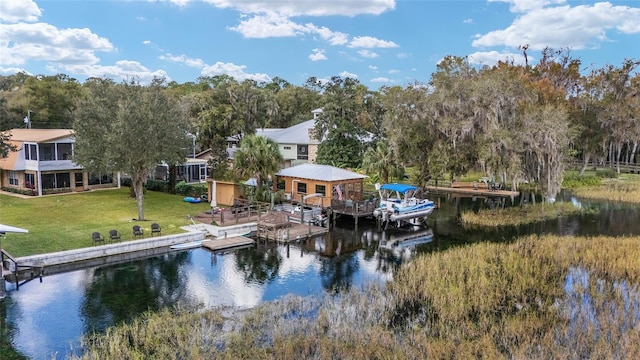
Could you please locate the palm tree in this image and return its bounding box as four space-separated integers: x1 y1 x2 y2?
362 140 404 184
234 135 283 201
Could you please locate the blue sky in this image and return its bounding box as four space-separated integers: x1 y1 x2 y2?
1 0 639 89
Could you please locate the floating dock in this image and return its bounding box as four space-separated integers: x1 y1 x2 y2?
201 236 254 251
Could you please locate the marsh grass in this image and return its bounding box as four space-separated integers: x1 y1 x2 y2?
460 201 584 227
73 235 640 359
0 188 211 257
572 176 640 203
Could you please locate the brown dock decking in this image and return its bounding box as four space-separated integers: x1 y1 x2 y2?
259 222 328 243
425 182 520 198
201 236 255 251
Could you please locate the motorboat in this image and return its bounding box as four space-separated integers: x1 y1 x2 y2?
373 183 435 227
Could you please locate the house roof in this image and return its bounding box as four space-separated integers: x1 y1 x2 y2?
276 163 367 182
3 129 74 142
256 119 319 145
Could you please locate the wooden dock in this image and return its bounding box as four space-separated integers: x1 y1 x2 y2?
258 222 328 243
201 236 254 251
425 182 519 198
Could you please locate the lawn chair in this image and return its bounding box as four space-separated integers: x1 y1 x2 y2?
92 232 105 245
109 229 121 242
151 223 161 236
132 225 144 239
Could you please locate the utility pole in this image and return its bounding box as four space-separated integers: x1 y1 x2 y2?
23 110 33 129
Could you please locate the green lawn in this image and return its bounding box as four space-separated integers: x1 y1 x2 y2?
0 187 212 257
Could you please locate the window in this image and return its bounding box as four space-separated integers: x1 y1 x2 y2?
57 143 73 160
8 171 19 186
315 184 326 196
277 179 285 190
41 174 55 189
39 143 55 161
297 145 308 160
284 146 291 150
88 173 113 185
75 173 83 187
24 144 37 160
199 164 207 180
24 173 35 189
297 182 307 194
42 173 71 189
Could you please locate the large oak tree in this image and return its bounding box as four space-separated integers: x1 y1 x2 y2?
73 78 191 220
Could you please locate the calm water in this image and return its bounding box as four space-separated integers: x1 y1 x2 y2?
2 193 640 359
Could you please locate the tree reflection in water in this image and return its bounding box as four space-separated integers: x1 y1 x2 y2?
233 243 282 285
80 251 191 334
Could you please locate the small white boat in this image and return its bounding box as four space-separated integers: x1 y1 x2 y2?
170 240 203 250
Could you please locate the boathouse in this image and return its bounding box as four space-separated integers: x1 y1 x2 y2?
275 163 367 208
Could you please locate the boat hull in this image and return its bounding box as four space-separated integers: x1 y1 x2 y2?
170 240 203 250
389 206 435 222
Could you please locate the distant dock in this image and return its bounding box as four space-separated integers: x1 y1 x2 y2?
425 181 520 199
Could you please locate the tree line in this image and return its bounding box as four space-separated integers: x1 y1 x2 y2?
1 48 638 203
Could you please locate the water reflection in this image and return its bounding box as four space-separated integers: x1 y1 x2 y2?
3 195 640 359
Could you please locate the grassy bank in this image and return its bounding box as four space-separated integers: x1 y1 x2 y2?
73 235 640 359
0 188 211 257
570 173 640 203
460 202 584 227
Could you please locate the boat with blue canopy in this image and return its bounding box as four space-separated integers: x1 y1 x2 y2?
373 183 435 228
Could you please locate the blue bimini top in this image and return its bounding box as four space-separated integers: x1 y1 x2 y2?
379 183 418 194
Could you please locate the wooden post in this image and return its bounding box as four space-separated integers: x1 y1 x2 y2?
355 203 359 226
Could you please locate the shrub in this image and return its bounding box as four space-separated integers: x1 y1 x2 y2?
562 173 601 188
145 179 168 192
175 181 206 197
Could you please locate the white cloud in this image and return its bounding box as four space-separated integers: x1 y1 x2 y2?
230 13 352 48
0 66 30 75
314 26 349 45
369 65 378 70
202 0 396 17
463 18 473 24
388 69 399 74
396 53 409 59
0 0 41 23
201 61 271 82
339 70 358 79
157 53 271 83
371 77 393 83
488 0 566 13
0 22 114 66
309 48 327 61
473 2 640 50
467 51 529 66
229 13 308 38
51 60 170 84
159 53 205 68
358 49 379 58
348 36 398 49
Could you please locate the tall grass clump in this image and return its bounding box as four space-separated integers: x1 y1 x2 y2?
460 201 584 227
72 235 640 359
572 181 640 203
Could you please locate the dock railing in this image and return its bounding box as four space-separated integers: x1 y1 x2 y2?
330 198 378 217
